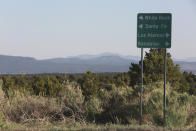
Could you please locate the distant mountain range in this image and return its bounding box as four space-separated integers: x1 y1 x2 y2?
0 53 195 74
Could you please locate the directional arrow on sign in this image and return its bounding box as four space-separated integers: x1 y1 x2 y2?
165 42 170 46
166 33 170 38
139 24 143 29
139 16 143 20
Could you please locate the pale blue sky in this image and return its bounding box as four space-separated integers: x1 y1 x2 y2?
0 0 196 59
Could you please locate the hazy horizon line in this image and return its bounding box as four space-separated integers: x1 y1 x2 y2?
0 52 196 62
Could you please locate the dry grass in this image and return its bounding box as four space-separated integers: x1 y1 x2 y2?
1 80 196 130
0 80 86 126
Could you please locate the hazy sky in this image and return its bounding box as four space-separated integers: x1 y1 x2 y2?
0 0 196 59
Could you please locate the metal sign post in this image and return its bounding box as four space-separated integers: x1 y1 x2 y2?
139 48 143 125
164 48 167 124
137 13 172 125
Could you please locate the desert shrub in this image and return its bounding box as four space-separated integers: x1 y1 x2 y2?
165 92 190 128
58 80 86 124
187 96 196 128
2 80 87 124
0 79 5 104
102 81 196 128
143 82 196 128
1 74 196 129
97 86 137 124
84 97 102 122
0 79 6 123
3 92 63 123
142 82 165 125
80 71 99 100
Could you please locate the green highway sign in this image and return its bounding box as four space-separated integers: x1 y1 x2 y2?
137 13 172 48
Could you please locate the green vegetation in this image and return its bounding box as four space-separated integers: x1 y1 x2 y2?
0 49 196 130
